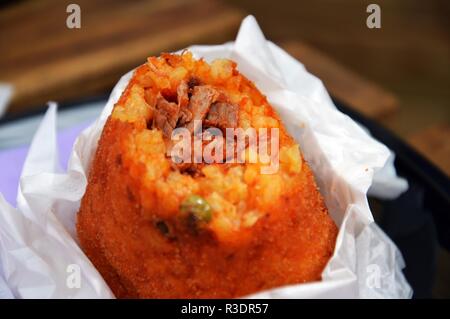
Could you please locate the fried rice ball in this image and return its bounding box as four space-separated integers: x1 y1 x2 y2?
76 52 338 298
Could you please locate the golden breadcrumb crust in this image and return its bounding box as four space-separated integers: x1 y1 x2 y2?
77 52 338 298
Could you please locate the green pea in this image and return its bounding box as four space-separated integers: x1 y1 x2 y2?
180 195 212 223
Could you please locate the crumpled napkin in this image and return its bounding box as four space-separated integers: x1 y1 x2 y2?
0 16 412 298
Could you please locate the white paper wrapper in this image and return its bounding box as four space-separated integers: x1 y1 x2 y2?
0 16 412 299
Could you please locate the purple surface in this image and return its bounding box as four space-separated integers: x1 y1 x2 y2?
0 121 91 207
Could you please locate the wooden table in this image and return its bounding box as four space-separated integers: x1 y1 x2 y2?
0 0 244 114
282 41 399 120
408 124 450 176
0 0 401 122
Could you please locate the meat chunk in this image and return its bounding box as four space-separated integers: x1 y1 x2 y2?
204 102 238 130
176 81 192 126
153 96 179 138
178 108 193 126
186 85 220 133
152 83 235 139
177 81 189 109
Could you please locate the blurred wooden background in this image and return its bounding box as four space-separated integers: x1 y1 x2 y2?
0 0 449 297
229 0 450 178
0 0 243 112
1 0 448 177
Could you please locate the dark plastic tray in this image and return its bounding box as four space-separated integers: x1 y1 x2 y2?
334 99 450 298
